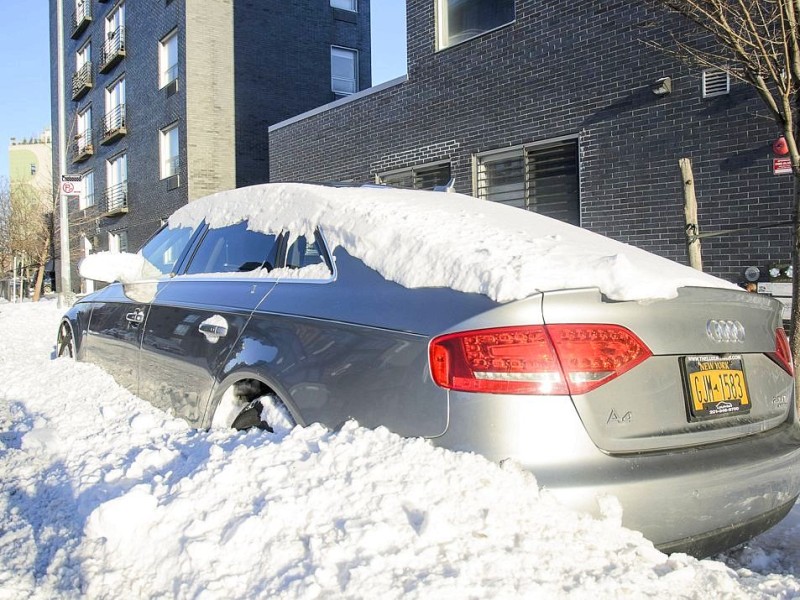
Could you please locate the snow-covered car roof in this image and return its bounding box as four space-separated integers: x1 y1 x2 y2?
168 183 736 303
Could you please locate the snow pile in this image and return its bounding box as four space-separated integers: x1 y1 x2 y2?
1 301 799 599
170 183 736 302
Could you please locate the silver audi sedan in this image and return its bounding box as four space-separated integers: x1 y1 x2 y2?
57 183 800 557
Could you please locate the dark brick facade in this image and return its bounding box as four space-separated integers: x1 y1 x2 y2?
269 0 794 286
51 0 371 292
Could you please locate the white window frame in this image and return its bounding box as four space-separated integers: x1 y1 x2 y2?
436 0 516 50
77 40 91 70
107 153 128 190
159 29 179 88
106 2 125 38
82 235 95 293
80 170 95 210
104 76 126 131
331 46 358 95
108 230 128 254
378 161 452 190
331 0 357 11
160 123 180 179
77 105 92 151
474 136 581 226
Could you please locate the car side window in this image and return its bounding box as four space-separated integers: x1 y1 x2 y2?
139 224 195 275
185 221 280 275
285 233 330 272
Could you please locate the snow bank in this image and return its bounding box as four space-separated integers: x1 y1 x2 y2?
169 183 736 302
1 301 799 599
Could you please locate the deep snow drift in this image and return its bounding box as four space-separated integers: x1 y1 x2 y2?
1 300 800 599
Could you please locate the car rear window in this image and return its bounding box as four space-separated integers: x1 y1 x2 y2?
185 221 280 275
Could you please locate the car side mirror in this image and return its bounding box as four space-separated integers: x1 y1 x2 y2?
79 251 163 284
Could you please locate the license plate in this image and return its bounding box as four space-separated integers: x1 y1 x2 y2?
682 355 751 420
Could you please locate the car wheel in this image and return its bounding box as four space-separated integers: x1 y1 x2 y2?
57 322 75 358
212 381 295 434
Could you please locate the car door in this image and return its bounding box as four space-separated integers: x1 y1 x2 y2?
83 223 196 395
137 221 281 426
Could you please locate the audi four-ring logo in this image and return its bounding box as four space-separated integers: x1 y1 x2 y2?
706 320 746 343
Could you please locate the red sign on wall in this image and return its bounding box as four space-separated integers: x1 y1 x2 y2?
773 158 792 175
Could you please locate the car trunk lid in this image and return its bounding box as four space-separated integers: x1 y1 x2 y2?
541 286 793 453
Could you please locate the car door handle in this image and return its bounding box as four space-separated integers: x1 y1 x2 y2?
125 309 144 324
198 316 228 343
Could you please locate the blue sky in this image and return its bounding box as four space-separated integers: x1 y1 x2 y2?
0 0 407 182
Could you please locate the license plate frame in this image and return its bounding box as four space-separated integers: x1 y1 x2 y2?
681 354 751 421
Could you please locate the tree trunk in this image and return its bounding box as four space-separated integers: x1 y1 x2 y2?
31 232 50 302
680 158 703 271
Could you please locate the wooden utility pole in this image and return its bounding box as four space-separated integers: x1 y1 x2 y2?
680 158 702 271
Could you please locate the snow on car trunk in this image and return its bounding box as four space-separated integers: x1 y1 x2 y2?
168 183 737 303
1 301 800 598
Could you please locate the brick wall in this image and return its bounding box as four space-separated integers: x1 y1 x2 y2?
269 0 794 285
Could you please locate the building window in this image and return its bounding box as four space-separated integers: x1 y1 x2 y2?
105 153 128 213
331 0 357 10
109 230 128 253
436 0 515 49
702 69 730 98
76 106 93 155
379 162 452 190
106 2 125 37
80 171 95 210
160 123 180 179
331 46 358 95
103 76 126 140
159 29 178 87
77 40 91 70
100 2 126 71
476 139 580 226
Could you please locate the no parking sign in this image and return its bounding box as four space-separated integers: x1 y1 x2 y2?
60 174 83 201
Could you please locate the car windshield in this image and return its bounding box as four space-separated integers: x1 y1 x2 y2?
139 224 195 275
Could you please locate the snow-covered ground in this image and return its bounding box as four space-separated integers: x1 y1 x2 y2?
2 300 800 599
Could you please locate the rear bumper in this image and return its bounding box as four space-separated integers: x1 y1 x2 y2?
434 392 800 555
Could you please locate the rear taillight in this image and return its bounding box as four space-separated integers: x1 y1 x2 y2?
769 327 794 376
429 324 651 396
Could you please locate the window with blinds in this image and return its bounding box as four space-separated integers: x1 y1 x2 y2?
476 140 579 225
379 162 452 190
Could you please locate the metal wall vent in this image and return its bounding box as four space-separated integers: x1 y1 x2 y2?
702 69 730 98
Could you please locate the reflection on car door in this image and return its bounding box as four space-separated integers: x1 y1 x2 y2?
83 224 196 394
84 284 149 394
137 222 281 425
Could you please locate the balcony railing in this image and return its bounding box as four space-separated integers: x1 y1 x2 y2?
71 62 93 100
99 26 126 73
102 104 127 143
71 130 93 163
102 182 128 215
72 1 92 38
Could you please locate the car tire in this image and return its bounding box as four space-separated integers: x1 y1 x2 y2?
212 383 295 434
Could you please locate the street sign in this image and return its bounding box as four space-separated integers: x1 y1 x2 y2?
773 158 792 175
60 174 83 196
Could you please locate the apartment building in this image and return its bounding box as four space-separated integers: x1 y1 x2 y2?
269 0 793 286
50 0 371 291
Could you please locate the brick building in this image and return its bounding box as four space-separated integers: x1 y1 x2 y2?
269 0 794 286
50 0 371 292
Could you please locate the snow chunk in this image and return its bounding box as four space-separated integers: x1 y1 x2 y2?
169 183 735 302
